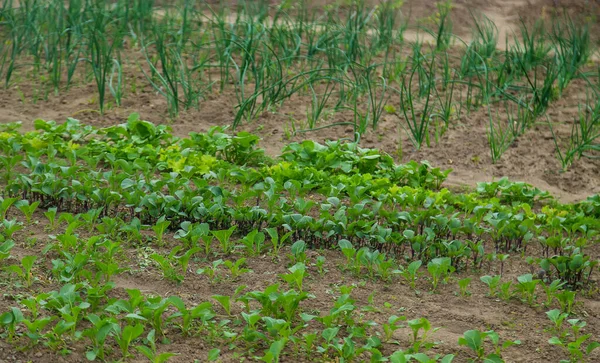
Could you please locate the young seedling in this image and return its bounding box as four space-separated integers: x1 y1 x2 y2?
458 329 520 362
289 240 307 265
136 329 179 363
480 275 501 297
543 279 566 308
546 309 569 337
167 297 215 336
427 257 453 291
150 247 192 284
83 314 119 361
266 227 293 258
197 259 224 283
44 207 58 231
0 307 24 341
261 338 287 363
212 295 232 316
116 323 145 359
239 229 266 256
223 258 251 280
315 255 327 276
175 247 201 277
15 200 40 224
339 239 356 268
555 290 577 314
399 260 422 290
22 316 54 346
1 219 23 239
407 317 439 353
280 263 306 292
201 234 214 257
458 277 472 297
516 273 540 306
499 281 514 301
152 216 171 246
5 255 37 287
548 320 600 363
383 315 407 343
0 197 17 221
212 226 237 255
0 239 15 263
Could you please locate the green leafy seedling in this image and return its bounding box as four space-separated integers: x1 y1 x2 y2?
0 197 17 221
280 263 306 292
136 329 179 363
499 281 514 301
458 277 472 297
261 337 287 363
83 314 119 361
212 226 237 255
546 309 569 337
338 239 356 267
116 323 144 358
23 316 54 346
5 255 37 287
480 275 501 297
197 259 224 283
459 329 520 362
549 333 600 363
0 307 24 341
175 247 200 276
0 239 15 262
44 207 58 231
212 294 232 316
315 255 326 276
383 315 406 343
1 219 23 239
152 216 171 246
266 227 293 257
543 279 566 307
14 200 40 224
224 258 251 280
290 240 307 265
555 289 577 314
400 260 422 290
516 273 540 305
240 229 266 256
427 257 453 291
407 317 439 353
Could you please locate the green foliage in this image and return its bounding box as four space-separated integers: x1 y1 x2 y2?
0 239 15 263
480 275 501 297
280 262 306 292
136 329 179 363
14 200 40 223
427 257 453 291
212 226 237 255
458 329 520 362
458 277 472 297
5 255 37 287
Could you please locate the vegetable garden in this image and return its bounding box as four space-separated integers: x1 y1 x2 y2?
0 0 599 362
